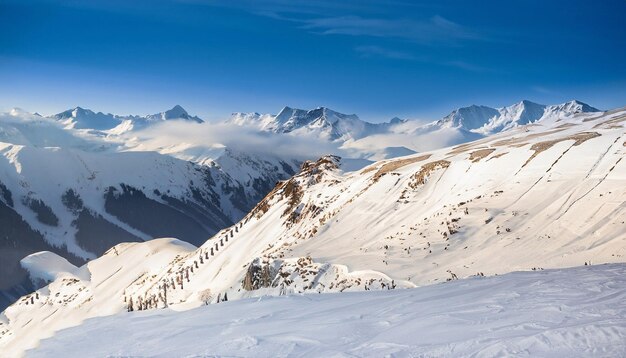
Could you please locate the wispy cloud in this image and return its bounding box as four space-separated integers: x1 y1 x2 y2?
444 60 496 73
300 15 482 45
186 1 484 45
354 45 417 60
353 46 494 73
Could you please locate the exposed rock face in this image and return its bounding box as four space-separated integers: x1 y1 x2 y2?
242 258 277 291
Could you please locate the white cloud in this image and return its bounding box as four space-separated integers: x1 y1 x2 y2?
125 121 343 161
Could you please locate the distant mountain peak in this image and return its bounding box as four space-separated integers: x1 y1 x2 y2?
438 104 500 129
437 99 600 134
518 99 540 106
164 105 188 118
558 99 599 112
146 105 204 123
389 117 406 125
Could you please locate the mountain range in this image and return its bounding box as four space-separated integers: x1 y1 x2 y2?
0 99 605 312
229 99 600 159
0 101 623 356
230 99 598 139
53 104 203 131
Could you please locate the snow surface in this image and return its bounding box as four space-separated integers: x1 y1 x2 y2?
20 252 83 284
28 264 626 357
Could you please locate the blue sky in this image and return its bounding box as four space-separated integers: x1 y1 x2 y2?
1 0 625 122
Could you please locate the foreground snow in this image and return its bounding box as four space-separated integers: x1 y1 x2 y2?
27 264 626 357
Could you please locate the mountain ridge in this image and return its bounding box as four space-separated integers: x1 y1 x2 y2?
227 99 600 144
51 105 204 131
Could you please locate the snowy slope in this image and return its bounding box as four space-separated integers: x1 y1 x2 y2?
0 108 300 310
1 106 623 356
28 264 626 357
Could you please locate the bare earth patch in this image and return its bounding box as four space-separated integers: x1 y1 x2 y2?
593 115 626 129
487 152 508 161
492 128 567 147
360 165 379 174
468 148 496 163
409 160 451 188
373 154 432 181
522 132 601 167
555 123 579 129
447 144 486 156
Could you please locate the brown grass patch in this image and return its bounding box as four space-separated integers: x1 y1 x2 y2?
510 143 529 148
593 114 626 129
555 123 579 129
492 128 567 147
522 132 601 167
409 160 451 188
487 152 508 161
250 181 286 218
360 164 379 174
582 115 604 122
373 154 432 181
468 148 496 163
447 144 486 156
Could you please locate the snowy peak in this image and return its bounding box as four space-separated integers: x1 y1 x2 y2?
53 107 121 130
388 117 407 125
50 105 204 132
146 105 204 123
545 100 599 117
230 106 378 141
438 105 500 129
439 99 601 134
274 106 360 133
502 100 546 123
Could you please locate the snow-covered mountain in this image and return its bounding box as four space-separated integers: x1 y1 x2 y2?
1 105 623 356
143 104 203 123
437 99 599 134
230 106 398 141
230 100 599 139
53 105 203 131
228 100 600 159
0 109 299 310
